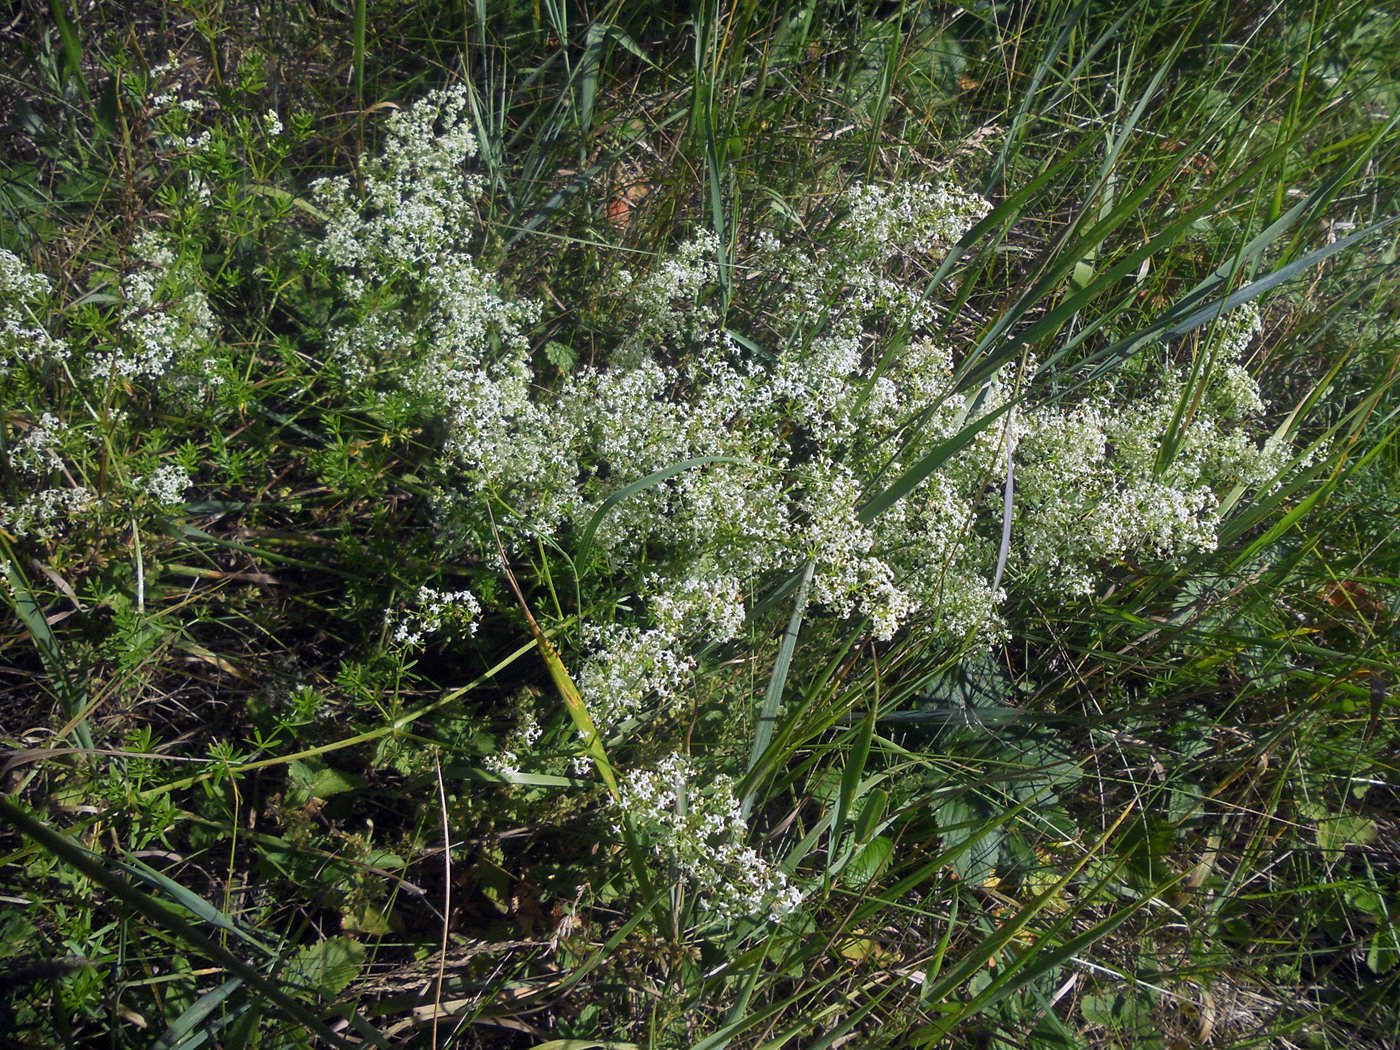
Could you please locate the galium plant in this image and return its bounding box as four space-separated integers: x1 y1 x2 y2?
2 1 1396 1044
299 86 1299 920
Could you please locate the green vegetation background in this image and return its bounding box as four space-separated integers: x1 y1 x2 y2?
1 0 1397 1046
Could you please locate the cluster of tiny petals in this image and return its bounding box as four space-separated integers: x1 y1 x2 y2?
314 84 481 287
0 487 96 542
7 413 68 476
840 181 992 258
137 463 192 506
97 234 217 381
484 707 544 779
577 623 698 731
616 753 802 922
647 571 747 642
386 585 481 649
320 97 1287 653
1205 304 1266 418
0 250 68 375
614 230 720 349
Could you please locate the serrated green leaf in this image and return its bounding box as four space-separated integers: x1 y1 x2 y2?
544 340 578 371
843 834 894 885
285 936 365 997
287 760 362 804
1315 813 1376 862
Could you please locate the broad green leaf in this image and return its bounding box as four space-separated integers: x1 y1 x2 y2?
285 936 365 998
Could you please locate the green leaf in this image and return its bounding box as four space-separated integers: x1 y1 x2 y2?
1315 813 1377 862
287 760 363 805
1367 924 1400 976
0 798 367 1048
842 835 894 886
830 705 876 875
853 788 889 845
544 339 579 372
1 548 93 750
153 978 242 1050
936 795 1002 884
285 936 365 998
742 559 815 819
1080 992 1135 1029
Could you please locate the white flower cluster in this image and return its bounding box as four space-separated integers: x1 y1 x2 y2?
314 88 547 517
484 708 542 779
0 250 68 376
1012 305 1289 595
97 234 217 381
614 229 720 349
577 622 699 731
0 486 96 542
386 585 481 649
314 85 484 289
759 182 992 332
843 181 991 257
617 752 802 922
318 93 1291 726
137 463 192 507
7 413 68 476
1 410 93 542
1205 303 1267 418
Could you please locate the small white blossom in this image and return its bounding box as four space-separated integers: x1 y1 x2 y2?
314 85 483 282
614 230 720 347
0 487 96 542
485 750 521 778
616 753 801 923
96 234 217 381
386 585 481 649
0 251 68 376
8 414 68 476
138 463 191 506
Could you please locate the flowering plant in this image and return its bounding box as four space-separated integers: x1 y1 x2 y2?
295 88 1294 921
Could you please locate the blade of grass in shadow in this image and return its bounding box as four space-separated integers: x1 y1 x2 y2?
1 541 93 751
827 700 875 886
352 0 366 112
913 799 1139 1016
47 0 89 102
693 3 732 308
740 559 814 820
0 796 375 1048
984 0 1088 193
492 516 666 929
153 977 243 1050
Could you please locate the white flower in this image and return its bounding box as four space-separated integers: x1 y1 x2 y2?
96 235 217 381
0 487 96 542
138 464 191 506
616 753 801 923
0 251 68 376
8 413 68 476
386 585 482 649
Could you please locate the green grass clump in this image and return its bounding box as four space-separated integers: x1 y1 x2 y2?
1 1 1397 1047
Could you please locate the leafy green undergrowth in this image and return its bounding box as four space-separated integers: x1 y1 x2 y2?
1 1 1398 1047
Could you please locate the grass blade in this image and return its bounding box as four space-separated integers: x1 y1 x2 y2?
741 559 814 819
0 797 372 1048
